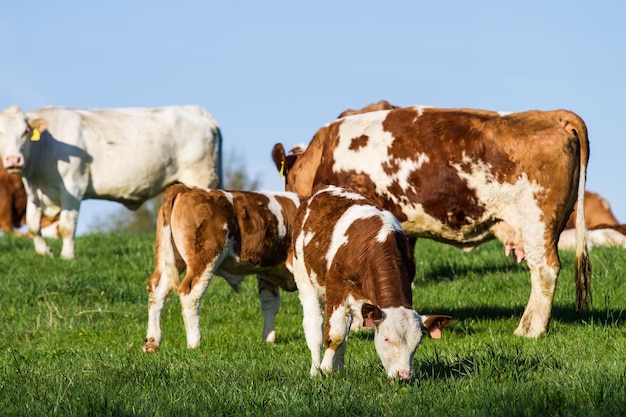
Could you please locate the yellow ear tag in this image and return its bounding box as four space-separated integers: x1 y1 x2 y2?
31 129 41 141
279 161 285 177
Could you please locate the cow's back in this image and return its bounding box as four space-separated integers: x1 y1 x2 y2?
303 107 585 246
168 187 298 287
27 106 221 206
294 186 414 309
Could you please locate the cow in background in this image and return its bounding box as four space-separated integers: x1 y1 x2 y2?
0 163 28 235
291 185 451 380
143 184 300 352
565 191 619 230
0 164 58 237
273 105 590 338
559 190 626 251
0 105 222 259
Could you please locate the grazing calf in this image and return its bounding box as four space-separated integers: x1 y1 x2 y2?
290 185 451 380
143 184 299 352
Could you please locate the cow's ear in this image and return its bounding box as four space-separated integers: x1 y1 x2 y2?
28 118 48 141
421 314 452 339
362 303 384 328
271 143 286 172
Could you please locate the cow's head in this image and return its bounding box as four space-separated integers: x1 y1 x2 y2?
0 106 47 173
362 303 452 380
271 143 308 192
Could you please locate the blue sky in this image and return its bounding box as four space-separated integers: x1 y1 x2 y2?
2 1 625 235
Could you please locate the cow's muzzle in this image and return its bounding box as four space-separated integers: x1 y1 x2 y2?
4 155 23 173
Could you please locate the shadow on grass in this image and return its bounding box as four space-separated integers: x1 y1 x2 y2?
417 260 527 284
414 304 623 333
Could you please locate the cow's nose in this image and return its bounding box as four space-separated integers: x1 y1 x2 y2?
4 155 23 168
397 370 411 380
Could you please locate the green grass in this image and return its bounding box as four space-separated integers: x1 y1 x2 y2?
0 233 624 416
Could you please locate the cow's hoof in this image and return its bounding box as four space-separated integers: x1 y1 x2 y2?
143 338 159 353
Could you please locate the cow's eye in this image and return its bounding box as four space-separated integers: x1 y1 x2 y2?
384 337 391 344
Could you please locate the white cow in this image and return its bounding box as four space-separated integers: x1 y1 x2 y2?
0 105 222 259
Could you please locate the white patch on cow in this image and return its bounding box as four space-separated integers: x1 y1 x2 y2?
263 193 288 239
450 153 546 264
325 204 381 270
413 105 431 118
324 185 365 201
220 190 235 205
333 117 429 203
377 210 404 243
258 191 299 240
498 110 512 116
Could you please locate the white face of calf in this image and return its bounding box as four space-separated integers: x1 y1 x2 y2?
364 304 423 380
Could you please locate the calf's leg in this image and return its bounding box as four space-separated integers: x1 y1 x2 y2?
320 305 350 373
143 264 178 352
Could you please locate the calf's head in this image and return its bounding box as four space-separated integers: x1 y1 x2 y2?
362 303 451 380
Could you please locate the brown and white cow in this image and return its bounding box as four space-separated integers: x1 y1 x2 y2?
290 185 451 380
273 106 590 338
143 184 300 352
0 163 58 236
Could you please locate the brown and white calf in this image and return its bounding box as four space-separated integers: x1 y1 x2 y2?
273 106 590 338
290 185 451 380
143 184 300 352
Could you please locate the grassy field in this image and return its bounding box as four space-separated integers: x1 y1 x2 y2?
0 232 624 416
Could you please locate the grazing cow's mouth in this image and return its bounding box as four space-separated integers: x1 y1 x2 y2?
5 166 22 174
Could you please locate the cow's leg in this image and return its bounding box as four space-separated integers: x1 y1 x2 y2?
514 246 560 337
320 304 350 373
178 260 220 349
58 208 79 260
143 265 178 353
258 276 280 343
296 285 325 376
25 199 52 257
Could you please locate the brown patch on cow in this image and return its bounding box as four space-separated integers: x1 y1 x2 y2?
349 135 369 151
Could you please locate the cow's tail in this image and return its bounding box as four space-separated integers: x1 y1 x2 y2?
155 184 189 292
567 112 591 311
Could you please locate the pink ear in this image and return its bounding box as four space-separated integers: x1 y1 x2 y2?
364 317 376 329
428 327 442 339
